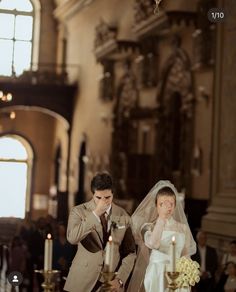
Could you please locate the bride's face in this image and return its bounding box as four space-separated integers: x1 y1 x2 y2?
156 195 175 219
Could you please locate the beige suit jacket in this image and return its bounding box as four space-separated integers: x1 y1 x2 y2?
64 200 136 292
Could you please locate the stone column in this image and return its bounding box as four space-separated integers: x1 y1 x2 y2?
202 0 236 249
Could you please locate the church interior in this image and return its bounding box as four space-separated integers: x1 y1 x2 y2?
0 0 236 291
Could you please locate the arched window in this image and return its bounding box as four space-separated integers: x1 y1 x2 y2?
0 135 33 218
0 0 35 76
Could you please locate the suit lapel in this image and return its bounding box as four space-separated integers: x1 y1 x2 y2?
84 201 122 248
109 203 122 240
110 203 121 222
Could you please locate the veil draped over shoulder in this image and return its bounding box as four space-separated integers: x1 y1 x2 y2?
127 180 196 292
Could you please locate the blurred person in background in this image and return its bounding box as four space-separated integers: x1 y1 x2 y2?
53 222 75 291
192 230 218 292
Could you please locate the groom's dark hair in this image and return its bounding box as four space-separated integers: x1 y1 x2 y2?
155 186 176 205
91 172 113 194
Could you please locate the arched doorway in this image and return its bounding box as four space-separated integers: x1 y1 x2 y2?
156 35 195 193
0 134 33 218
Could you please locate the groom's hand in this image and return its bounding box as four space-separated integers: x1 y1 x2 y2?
109 279 123 292
94 199 110 217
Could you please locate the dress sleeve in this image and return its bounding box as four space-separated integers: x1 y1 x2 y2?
143 218 165 249
181 224 190 257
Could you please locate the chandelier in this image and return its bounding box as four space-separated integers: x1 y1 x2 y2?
0 91 13 102
0 90 15 123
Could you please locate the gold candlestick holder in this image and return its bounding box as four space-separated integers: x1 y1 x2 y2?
35 269 60 292
99 266 117 292
165 271 181 291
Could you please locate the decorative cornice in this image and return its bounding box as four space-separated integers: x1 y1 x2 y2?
54 0 96 21
94 19 118 49
133 11 169 39
133 10 197 39
94 40 139 62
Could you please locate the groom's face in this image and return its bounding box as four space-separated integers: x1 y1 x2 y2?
93 189 113 208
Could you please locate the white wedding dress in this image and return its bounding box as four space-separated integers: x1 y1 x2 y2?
143 219 190 292
128 181 196 292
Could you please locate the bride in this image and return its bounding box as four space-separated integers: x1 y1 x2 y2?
128 180 196 292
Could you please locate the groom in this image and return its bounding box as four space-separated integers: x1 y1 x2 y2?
64 172 136 292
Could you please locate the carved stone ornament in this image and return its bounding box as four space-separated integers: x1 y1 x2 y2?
94 19 138 62
192 0 216 69
115 61 139 122
134 0 156 23
157 35 194 118
98 60 114 101
133 0 197 39
94 19 117 49
155 35 195 192
134 37 158 88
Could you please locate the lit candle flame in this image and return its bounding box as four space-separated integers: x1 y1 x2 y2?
10 111 16 119
172 236 175 243
47 233 52 240
109 235 112 242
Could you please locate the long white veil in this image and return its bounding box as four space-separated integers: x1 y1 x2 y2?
128 180 196 292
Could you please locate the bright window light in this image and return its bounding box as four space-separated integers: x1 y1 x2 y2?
0 0 33 76
0 13 15 38
0 0 33 12
15 15 33 40
0 137 27 160
0 161 27 218
14 41 32 75
0 39 13 76
0 137 29 218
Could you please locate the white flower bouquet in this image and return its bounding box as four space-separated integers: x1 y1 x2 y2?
176 257 200 287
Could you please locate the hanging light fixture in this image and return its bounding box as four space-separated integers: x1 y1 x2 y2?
0 91 13 102
10 111 16 119
0 90 14 128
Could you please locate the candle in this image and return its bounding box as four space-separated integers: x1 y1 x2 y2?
44 233 53 271
170 236 176 272
104 236 113 272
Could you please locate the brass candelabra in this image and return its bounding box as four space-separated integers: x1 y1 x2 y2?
99 265 117 292
166 271 181 291
35 269 60 292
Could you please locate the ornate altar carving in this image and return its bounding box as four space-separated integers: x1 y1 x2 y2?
134 0 156 23
94 19 138 62
94 20 138 101
94 19 117 49
192 0 216 69
155 35 195 192
111 61 139 197
133 0 197 40
111 59 159 199
115 61 139 122
134 37 158 88
98 60 114 101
